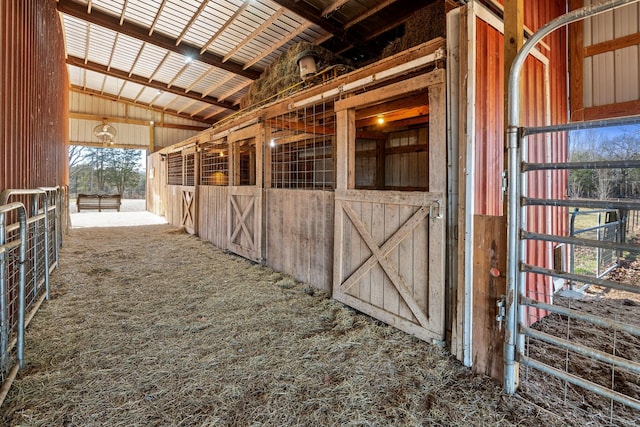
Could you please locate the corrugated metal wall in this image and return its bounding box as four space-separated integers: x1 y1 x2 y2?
584 0 639 109
69 92 207 150
473 0 568 316
0 0 69 191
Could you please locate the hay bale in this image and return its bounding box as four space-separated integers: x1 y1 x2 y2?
381 2 446 58
240 42 351 109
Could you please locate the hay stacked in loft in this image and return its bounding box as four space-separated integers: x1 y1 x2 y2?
381 2 446 58
240 42 351 109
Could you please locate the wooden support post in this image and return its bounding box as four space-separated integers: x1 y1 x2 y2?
149 122 155 153
336 109 355 190
569 0 584 121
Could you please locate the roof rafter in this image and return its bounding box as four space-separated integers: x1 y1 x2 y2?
67 55 239 111
243 22 311 70
223 7 285 63
57 0 261 80
200 0 250 55
176 0 209 46
270 0 350 43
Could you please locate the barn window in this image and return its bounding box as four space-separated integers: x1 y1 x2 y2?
200 142 229 186
268 103 335 190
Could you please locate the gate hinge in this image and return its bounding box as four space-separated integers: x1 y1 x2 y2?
496 295 506 331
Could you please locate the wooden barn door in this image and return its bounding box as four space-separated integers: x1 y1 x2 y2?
180 187 196 234
226 125 264 262
334 190 445 342
332 69 447 343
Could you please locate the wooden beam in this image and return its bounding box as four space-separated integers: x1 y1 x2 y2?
344 0 398 30
585 31 640 57
69 140 149 150
335 70 443 111
322 0 350 17
569 0 584 121
270 0 348 42
148 0 168 36
223 8 285 63
584 99 640 120
69 112 210 131
176 0 209 46
242 22 312 70
57 0 261 80
355 95 429 119
355 105 429 127
69 85 213 124
66 55 239 111
200 1 250 54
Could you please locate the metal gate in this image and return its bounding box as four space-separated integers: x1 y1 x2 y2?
505 0 640 419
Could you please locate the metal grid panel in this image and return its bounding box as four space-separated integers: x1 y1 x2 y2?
167 152 183 185
269 102 335 190
201 144 230 186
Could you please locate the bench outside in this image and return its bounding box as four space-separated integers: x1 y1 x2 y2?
77 194 122 212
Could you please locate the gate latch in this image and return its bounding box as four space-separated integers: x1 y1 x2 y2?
429 200 443 220
496 295 506 331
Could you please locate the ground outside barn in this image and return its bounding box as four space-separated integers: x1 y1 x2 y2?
0 221 634 426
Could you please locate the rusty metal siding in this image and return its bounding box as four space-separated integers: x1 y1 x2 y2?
0 0 69 192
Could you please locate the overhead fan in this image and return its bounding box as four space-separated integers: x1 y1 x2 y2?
93 123 117 145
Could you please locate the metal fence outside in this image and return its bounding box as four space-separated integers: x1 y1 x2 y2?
568 208 622 291
0 187 64 404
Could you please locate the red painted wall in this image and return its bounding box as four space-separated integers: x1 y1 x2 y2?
474 0 568 322
1 0 69 193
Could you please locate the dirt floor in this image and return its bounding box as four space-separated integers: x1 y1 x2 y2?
0 224 638 426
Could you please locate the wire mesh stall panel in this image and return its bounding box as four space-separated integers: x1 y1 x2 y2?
267 102 335 190
200 142 229 186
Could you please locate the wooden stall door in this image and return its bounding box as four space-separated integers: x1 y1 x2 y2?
227 186 262 262
181 186 197 234
333 190 446 343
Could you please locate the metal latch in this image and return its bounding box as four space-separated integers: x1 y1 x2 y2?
429 200 443 220
496 295 506 331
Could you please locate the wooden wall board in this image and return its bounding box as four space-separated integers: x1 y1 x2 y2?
264 189 334 292
471 215 507 380
197 186 229 250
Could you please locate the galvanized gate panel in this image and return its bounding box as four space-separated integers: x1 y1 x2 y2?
333 190 446 343
227 186 262 262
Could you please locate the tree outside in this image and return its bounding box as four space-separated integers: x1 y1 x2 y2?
568 127 640 200
69 146 146 198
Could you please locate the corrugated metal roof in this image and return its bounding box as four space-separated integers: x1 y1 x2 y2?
58 0 432 124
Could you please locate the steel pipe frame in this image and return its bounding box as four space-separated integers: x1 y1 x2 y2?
522 327 640 376
505 0 640 395
0 190 51 302
523 159 640 171
0 202 28 371
520 355 640 412
521 231 639 253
